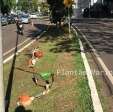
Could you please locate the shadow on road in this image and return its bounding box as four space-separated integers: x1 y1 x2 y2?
27 23 48 38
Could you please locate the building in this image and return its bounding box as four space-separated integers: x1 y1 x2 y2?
73 0 113 18
104 0 113 12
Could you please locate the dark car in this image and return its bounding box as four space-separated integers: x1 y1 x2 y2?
7 15 15 24
1 16 8 26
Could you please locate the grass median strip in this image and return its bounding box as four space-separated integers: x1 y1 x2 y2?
3 26 93 112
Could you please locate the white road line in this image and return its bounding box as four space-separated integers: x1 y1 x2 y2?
79 39 103 112
3 40 35 64
74 26 113 93
3 31 46 64
3 38 30 56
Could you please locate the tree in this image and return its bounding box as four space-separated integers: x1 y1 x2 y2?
47 0 73 25
31 0 39 11
1 0 16 14
17 0 39 12
47 0 66 24
17 0 30 11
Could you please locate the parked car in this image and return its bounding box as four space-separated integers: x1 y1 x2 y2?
1 16 8 26
19 15 31 24
29 13 38 19
7 15 15 24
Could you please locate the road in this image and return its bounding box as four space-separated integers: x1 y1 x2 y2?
2 18 48 60
72 18 113 112
72 19 113 72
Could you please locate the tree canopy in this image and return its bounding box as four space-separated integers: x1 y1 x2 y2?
17 0 39 12
47 0 73 24
1 0 16 14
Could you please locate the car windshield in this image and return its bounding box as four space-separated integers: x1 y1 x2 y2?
22 15 29 18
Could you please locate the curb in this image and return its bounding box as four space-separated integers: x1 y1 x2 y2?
72 27 103 112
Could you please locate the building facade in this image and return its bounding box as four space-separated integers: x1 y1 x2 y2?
73 0 113 18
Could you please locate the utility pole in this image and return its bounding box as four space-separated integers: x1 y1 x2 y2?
89 0 91 18
68 7 71 38
0 15 5 112
16 0 18 11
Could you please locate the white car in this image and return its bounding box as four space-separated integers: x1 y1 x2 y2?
19 15 31 24
29 13 38 19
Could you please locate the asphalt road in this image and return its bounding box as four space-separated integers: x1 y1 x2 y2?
72 19 113 72
2 18 48 59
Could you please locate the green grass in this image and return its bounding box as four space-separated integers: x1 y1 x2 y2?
3 26 94 112
72 33 94 112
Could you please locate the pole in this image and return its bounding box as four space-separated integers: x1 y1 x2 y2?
0 16 5 112
89 0 91 18
68 7 71 38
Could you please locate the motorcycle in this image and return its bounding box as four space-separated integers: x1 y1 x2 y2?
17 21 24 35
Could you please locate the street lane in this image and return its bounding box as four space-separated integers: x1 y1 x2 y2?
72 19 113 72
2 18 49 58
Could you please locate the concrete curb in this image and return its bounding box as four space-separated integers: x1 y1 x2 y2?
72 27 103 112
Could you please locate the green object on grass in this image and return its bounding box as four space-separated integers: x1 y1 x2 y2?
40 72 52 80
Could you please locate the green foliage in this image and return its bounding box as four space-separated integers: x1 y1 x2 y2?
31 0 38 11
47 0 73 24
1 0 16 14
17 0 30 11
39 3 49 13
17 0 39 12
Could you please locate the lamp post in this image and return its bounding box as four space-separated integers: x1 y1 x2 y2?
0 13 5 112
89 0 91 18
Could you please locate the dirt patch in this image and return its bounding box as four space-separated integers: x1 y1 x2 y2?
51 52 77 112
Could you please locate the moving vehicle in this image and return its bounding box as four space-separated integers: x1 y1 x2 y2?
17 22 24 35
19 15 31 24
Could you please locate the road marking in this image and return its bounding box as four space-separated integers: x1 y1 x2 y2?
79 39 103 112
3 38 30 56
73 25 113 93
3 31 46 64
